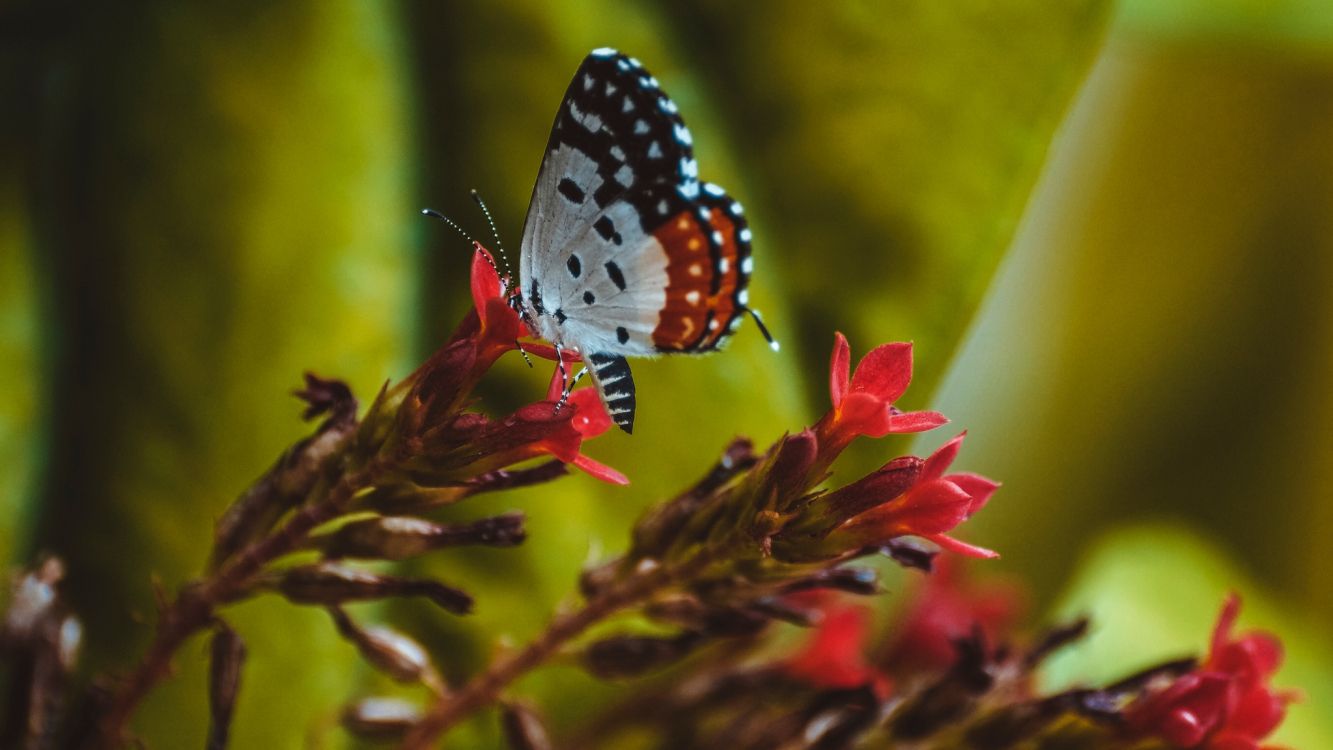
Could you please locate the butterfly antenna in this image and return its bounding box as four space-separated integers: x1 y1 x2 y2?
421 208 502 278
470 189 514 277
745 307 780 352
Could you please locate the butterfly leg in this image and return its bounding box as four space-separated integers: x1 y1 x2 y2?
552 342 572 412
515 340 534 368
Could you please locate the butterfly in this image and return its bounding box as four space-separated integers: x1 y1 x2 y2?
510 48 775 434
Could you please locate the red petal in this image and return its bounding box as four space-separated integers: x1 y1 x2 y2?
849 342 913 403
923 432 966 481
830 332 851 408
567 388 613 438
1212 593 1243 657
882 480 973 534
888 410 949 434
1158 708 1210 747
949 472 1000 514
522 342 566 362
470 245 503 314
1228 686 1288 739
1208 735 1261 750
839 392 894 437
571 454 629 485
923 534 1000 559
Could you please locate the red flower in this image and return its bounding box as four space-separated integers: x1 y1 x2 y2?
469 245 525 365
1126 594 1296 749
468 244 565 365
837 433 999 559
534 382 626 486
784 597 886 694
882 558 1025 675
814 333 948 458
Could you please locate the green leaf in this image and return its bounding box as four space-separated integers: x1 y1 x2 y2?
0 169 41 567
33 2 417 745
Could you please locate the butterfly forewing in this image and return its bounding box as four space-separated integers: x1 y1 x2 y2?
517 48 762 433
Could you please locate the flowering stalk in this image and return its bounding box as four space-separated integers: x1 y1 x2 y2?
404 332 1000 746
90 248 623 748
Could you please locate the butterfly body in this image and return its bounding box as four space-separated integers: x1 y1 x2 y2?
514 48 769 434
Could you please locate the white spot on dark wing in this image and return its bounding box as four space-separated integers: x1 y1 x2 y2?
615 164 633 186
718 258 729 273
741 257 754 274
660 98 678 114
627 57 642 68
606 82 617 95
703 183 725 197
681 158 698 179
737 289 749 305
708 319 720 331
673 124 693 146
583 74 594 90
678 182 700 200
685 291 702 305
657 199 669 215
711 230 723 245
739 228 752 242
591 47 617 57
623 97 635 113
634 119 650 135
617 59 632 71
640 75 659 89
729 201 744 216
610 145 626 161
646 141 662 159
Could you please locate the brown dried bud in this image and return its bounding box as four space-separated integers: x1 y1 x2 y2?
341 697 421 741
276 562 472 614
583 631 705 679
805 455 922 530
781 567 880 597
207 624 247 750
328 608 435 684
501 701 553 750
629 439 755 558
320 513 526 560
876 537 939 571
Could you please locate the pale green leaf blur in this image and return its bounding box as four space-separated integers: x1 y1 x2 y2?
0 0 1327 747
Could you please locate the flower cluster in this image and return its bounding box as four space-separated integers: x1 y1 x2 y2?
1 241 1299 750
1126 595 1296 750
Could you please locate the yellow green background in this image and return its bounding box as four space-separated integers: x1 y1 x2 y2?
1 0 1328 746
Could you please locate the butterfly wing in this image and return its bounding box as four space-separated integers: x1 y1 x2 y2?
520 47 697 306
519 48 759 433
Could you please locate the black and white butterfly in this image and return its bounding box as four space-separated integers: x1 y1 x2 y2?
514 48 775 434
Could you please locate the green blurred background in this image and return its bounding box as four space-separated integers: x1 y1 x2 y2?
1 1 1328 746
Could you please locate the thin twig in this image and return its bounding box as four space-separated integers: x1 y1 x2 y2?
402 557 698 748
94 460 384 747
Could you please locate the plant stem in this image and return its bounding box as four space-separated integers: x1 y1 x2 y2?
402 559 684 748
93 461 382 748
